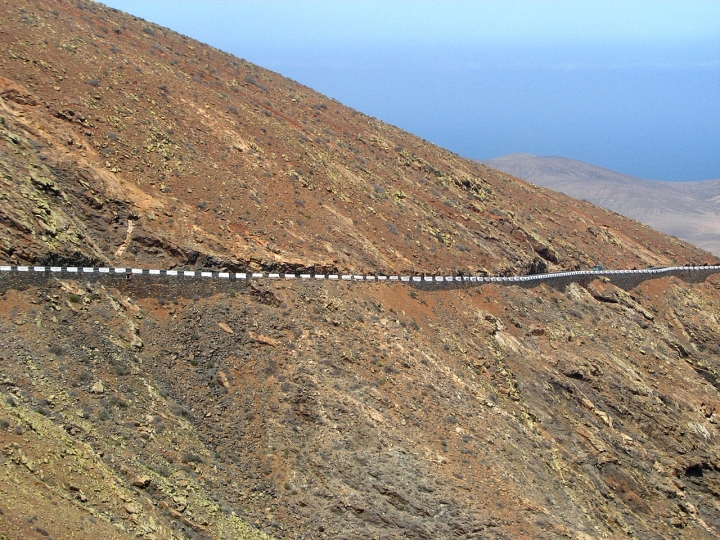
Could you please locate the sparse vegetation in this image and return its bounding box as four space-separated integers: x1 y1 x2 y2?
0 3 718 539
244 75 268 92
181 452 203 464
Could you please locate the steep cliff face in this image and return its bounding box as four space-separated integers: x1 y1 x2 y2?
1 1 720 539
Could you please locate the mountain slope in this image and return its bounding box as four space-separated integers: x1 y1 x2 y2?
484 153 720 256
0 3 713 275
1 2 720 539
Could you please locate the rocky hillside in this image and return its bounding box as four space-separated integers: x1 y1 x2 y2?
1 1 720 539
484 153 720 256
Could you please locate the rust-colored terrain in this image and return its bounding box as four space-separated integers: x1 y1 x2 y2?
1 1 720 539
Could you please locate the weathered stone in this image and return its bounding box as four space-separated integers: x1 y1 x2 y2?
132 475 151 488
125 503 141 514
218 322 233 334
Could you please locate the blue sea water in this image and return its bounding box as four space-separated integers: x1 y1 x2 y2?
256 42 719 182
98 1 720 182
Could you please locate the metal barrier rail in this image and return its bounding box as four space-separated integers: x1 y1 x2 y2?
1 264 719 284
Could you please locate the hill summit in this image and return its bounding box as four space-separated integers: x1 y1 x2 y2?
1 1 720 539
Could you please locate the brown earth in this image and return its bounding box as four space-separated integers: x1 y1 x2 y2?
1 1 720 539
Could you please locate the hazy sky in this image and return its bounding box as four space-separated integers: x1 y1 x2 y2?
102 1 720 181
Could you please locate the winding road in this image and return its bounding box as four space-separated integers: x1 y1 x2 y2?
2 264 719 288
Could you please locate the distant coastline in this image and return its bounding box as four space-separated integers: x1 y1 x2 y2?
483 154 720 256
